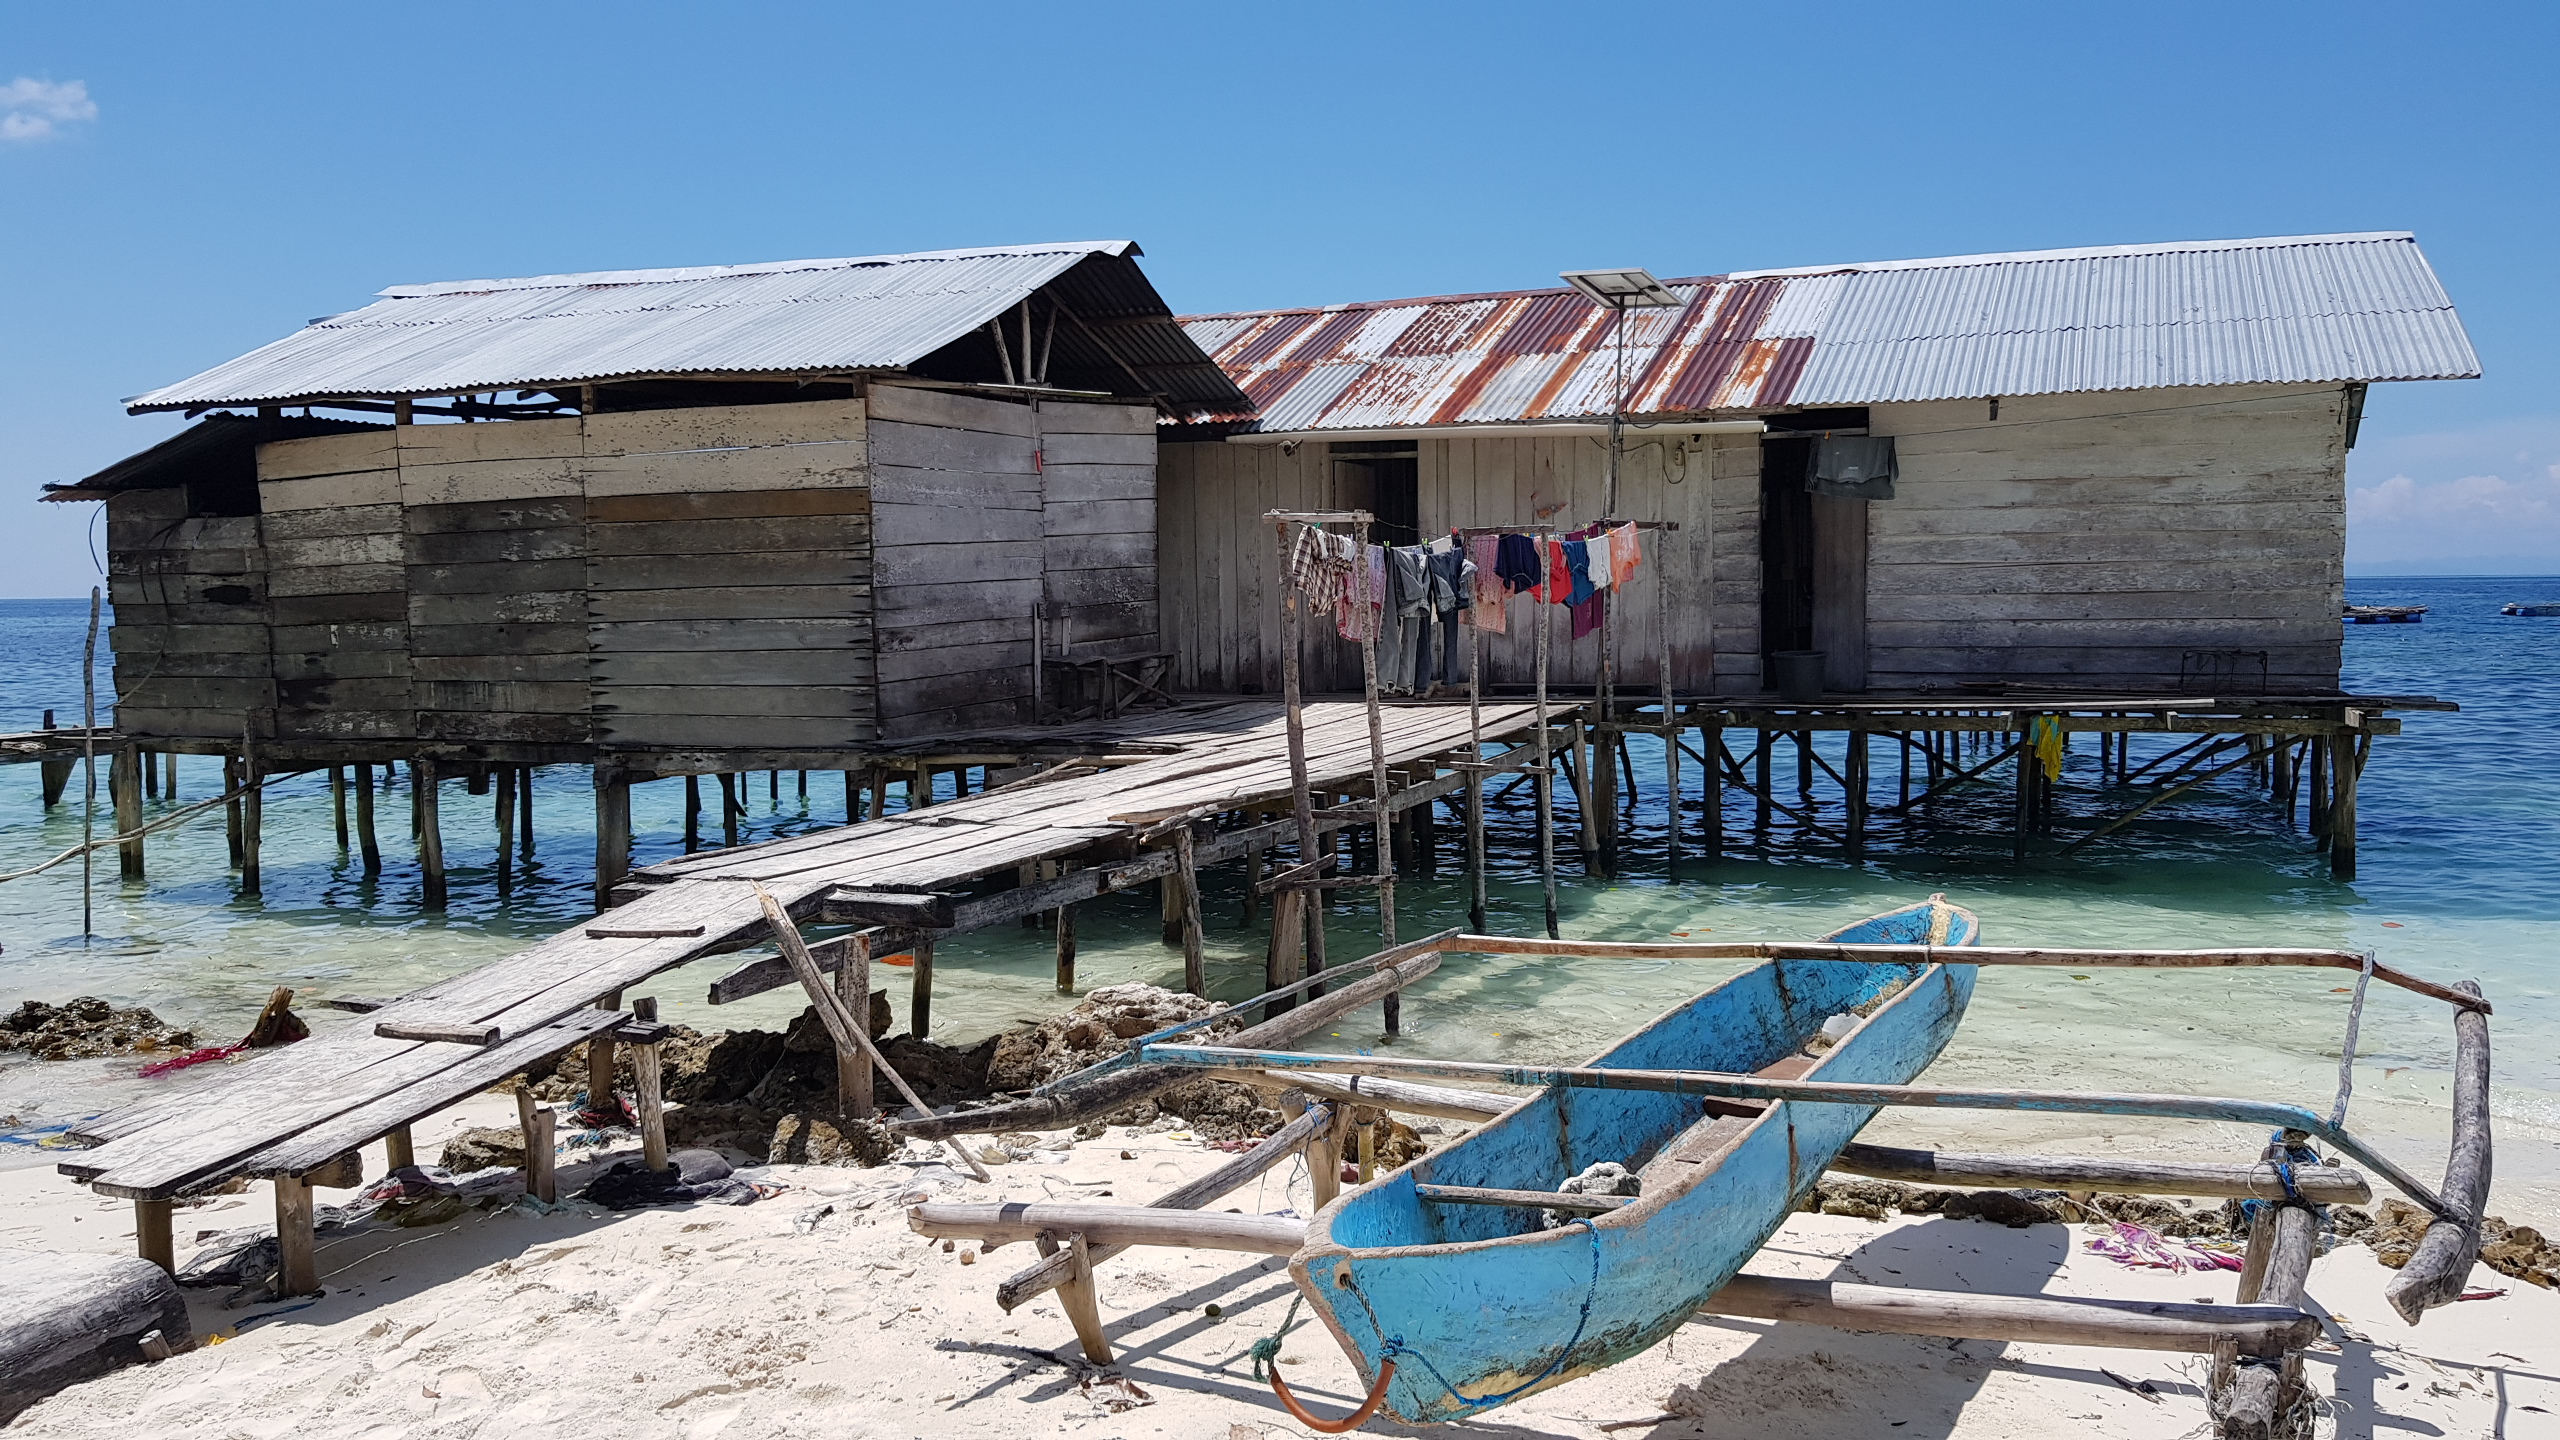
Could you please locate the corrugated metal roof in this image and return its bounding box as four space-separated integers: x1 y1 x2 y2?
128 241 1249 414
1179 232 2480 431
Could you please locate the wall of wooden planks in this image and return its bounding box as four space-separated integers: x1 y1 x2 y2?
1864 383 2350 693
1157 430 1762 696
106 491 279 738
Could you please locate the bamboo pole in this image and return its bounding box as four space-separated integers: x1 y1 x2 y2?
1705 1274 2318 1358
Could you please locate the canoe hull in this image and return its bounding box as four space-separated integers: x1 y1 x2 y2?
1292 897 1979 1423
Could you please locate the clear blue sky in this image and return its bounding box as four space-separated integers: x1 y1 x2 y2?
5 2 2555 595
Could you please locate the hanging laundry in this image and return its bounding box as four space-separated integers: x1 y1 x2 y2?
1287 524 1356 611
1542 535 1572 603
1335 543 1387 642
1566 525 1607 639
1383 544 1434 693
1588 528 1614 592
1464 533 1506 634
1609 523 1643 587
1425 538 1474 688
1807 435 1898 499
1495 533 1543 596
1558 538 1598 608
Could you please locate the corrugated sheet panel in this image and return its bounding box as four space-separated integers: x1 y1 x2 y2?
1180 232 2480 431
130 241 1249 414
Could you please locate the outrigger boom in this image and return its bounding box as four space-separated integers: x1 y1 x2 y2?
1139 1044 2453 1218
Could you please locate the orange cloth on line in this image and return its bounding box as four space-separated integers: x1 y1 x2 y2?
1543 537 1573 602
1610 523 1643 586
1464 534 1506 633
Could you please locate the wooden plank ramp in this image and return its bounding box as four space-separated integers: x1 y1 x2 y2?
59 699 1546 1202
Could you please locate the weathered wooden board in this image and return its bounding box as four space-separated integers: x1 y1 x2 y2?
596 684 867 718
256 429 399 482
408 622 587 658
587 584 864 623
412 652 587 684
259 470 402 512
589 513 868 557
592 651 869 687
586 488 871 524
585 552 863 590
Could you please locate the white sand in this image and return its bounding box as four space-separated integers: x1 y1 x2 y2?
6 1097 2555 1439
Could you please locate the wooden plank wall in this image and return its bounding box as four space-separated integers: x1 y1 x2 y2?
1157 432 1761 696
1865 383 2349 692
402 417 589 746
105 491 278 740
866 386 1041 738
584 399 873 751
1037 399 1160 657
259 432 407 741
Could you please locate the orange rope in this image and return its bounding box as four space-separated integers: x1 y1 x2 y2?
1269 1360 1397 1433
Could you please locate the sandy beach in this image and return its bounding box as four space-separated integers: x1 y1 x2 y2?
5 1088 2552 1440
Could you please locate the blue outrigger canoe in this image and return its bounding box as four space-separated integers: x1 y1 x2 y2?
1286 896 1979 1423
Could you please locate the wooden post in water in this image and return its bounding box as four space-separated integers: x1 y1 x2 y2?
2012 715 2033 862
683 774 701 852
1846 730 1868 855
836 936 874 1120
1174 826 1207 996
1054 871 1079 994
1754 729 1773 835
240 736 263 896
592 769 630 911
519 765 535 857
111 745 144 880
1533 542 1559 938
844 770 860 822
225 753 244 866
910 940 934 1040
493 764 516 895
720 772 740 848
329 765 347 851
1465 617 1489 932
2307 737 2331 844
1265 887 1307 1020
413 758 441 907
2328 730 2362 880
1701 716 1724 857
1159 872 1184 947
355 760 381 874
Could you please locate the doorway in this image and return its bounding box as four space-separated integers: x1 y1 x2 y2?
1759 434 1870 691
1331 442 1420 547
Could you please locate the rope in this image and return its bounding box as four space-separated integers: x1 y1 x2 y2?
1249 1294 1305 1381
1337 1217 1606 1418
2331 950 2375 1128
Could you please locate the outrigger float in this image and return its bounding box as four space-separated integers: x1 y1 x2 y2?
909 897 2494 1438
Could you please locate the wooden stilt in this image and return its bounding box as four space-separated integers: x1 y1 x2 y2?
1702 719 1724 857
1171 827 1208 996
631 997 669 1171
355 760 380 874
225 754 244 865
1159 872 1184 947
1265 887 1307 1019
585 988 622 1117
720 772 740 847
2307 737 2330 842
133 1199 173 1275
593 769 630 912
1569 720 1598 866
910 940 933 1040
2012 717 2033 862
1533 555 1558 939
466 765 491 797
383 1122 414 1171
516 1089 557 1204
273 1173 319 1296
1754 729 1773 834
868 768 889 821
240 743 263 896
413 758 440 907
329 764 347 851
1846 730 1869 855
683 774 701 852
1242 837 1265 924
844 769 860 821
519 764 535 856
1591 727 1618 876
1054 886 1078 994
835 936 874 1119
493 764 516 895
1310 1106 1349 1210
142 747 159 800
797 768 807 802
112 744 144 880
2328 730 2361 880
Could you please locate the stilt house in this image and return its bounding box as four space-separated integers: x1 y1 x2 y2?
1157 232 2479 697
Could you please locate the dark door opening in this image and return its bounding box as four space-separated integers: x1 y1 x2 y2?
1759 436 1815 670
1332 442 1420 547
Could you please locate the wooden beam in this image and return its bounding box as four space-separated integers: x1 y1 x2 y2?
2385 979 2493 1323
910 1201 1303 1256
1829 1144 2373 1204
1701 1274 2318 1358
374 1020 499 1046
820 890 956 928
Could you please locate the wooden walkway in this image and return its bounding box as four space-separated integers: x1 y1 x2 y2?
60 699 1549 1205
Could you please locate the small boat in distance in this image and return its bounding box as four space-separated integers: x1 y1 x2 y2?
2502 601 2560 617
1277 896 1978 1423
2344 604 2428 624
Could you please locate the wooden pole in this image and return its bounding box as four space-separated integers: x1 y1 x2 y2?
133 1199 173 1275
868 768 889 821
1702 715 1724 858
142 747 158 801
240 734 263 896
329 764 348 852
1174 826 1207 996
111 744 144 880
2385 978 2492 1323
1054 872 1078 994
592 769 630 912
493 763 516 896
1704 1274 2318 1359
519 763 535 857
1846 729 1868 855
1534 540 1559 938
1274 519 1329 984
2328 729 2361 879
355 760 380 875
910 940 933 1040
2308 735 2330 842
1831 1144 2371 1203
1158 872 1184 947
516 1088 557 1204
1569 718 1598 868
844 769 860 822
631 997 669 1172
1041 1231 1113 1364
1659 558 1677 867
383 1123 414 1171
1348 515 1400 1035
835 934 874 1120
1754 728 1772 834
585 988 621 1119
1265 887 1307 1020
720 772 740 848
273 1173 319 1296
2012 715 2033 861
414 758 443 908
683 774 701 852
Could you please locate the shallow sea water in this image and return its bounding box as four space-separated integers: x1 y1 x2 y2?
2 582 2554 1215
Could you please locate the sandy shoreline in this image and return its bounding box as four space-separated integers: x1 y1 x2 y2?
5 1090 2553 1439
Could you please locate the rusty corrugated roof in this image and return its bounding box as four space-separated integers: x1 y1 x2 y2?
1178 232 2479 432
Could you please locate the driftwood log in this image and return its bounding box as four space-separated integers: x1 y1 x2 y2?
892 948 1441 1140
0 1250 187 1422
2384 979 2493 1324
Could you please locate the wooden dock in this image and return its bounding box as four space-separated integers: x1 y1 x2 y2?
56 699 1552 1284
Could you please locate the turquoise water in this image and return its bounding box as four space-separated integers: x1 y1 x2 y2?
2 585 2554 1215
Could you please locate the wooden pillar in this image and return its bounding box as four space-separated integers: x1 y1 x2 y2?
796 768 807 802
910 940 934 1040
1465 769 1488 933
413 759 443 907
585 988 622 1118
868 768 889 820
1702 721 1724 858
1243 836 1266 923
519 764 536 857
720 772 740 848
240 749 263 895
465 766 491 796
1754 730 1773 834
1591 727 1618 876
1174 826 1206 997
355 760 381 874
631 997 669 1172
493 764 517 895
1845 730 1868 855
329 764 348 851
1054 889 1079 994
1158 872 1184 947
1795 729 1814 800
273 1174 319 1296
111 744 144 880
383 1122 414 1171
683 774 702 852
516 1089 557 1204
1265 887 1307 1019
2328 731 2361 880
844 770 860 822
133 1199 173 1274
1570 721 1599 867
593 768 630 912
836 936 874 1120
2012 717 2033 862
2308 736 2331 842
142 745 160 800
225 753 244 865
